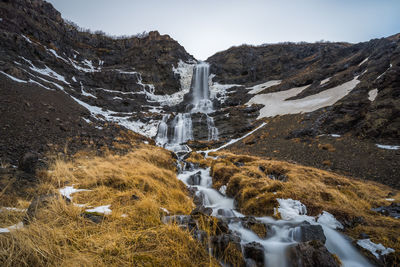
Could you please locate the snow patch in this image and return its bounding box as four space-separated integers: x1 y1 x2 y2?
21 35 32 44
70 95 159 137
247 80 282 94
358 57 369 66
59 185 89 200
357 239 394 258
160 207 170 214
248 76 360 119
47 48 68 63
385 198 395 201
320 77 331 85
368 89 378 101
0 71 27 83
210 77 241 103
0 207 27 213
86 205 112 215
376 144 400 150
29 64 70 85
0 222 23 233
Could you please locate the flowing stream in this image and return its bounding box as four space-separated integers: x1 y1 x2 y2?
157 62 372 267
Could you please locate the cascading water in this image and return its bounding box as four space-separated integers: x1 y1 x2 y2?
156 62 218 152
156 62 372 266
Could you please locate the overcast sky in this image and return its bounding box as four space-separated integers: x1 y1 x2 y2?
47 0 400 60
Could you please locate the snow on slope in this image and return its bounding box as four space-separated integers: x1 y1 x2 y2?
247 76 360 119
247 80 282 94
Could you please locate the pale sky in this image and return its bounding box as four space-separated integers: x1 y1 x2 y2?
47 0 400 60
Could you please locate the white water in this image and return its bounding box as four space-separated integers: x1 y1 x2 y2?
156 62 219 151
178 162 373 267
158 63 373 266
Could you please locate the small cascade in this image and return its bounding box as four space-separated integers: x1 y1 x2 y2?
155 114 169 145
206 115 218 140
172 113 193 144
156 62 218 151
178 163 373 267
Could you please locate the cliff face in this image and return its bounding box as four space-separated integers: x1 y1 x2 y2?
0 0 195 163
207 36 400 141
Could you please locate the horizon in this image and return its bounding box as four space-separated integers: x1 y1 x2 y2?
45 0 400 59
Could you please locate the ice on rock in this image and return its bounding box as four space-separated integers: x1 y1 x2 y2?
357 239 394 258
276 198 307 220
317 211 344 229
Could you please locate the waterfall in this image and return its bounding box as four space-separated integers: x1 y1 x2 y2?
156 62 218 151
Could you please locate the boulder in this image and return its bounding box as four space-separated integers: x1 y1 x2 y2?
287 240 340 267
187 171 202 185
18 152 38 174
243 242 265 267
294 221 326 244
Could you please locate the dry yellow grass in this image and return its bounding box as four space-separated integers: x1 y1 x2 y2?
188 151 400 260
0 145 218 266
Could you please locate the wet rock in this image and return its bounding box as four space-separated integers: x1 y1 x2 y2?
18 152 38 174
294 221 326 244
187 171 202 185
243 242 265 267
287 240 340 267
372 203 400 219
191 206 213 216
193 194 204 207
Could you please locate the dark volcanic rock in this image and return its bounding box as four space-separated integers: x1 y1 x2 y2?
187 171 202 185
18 152 38 174
372 203 400 219
243 242 265 267
294 221 326 244
287 240 340 267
